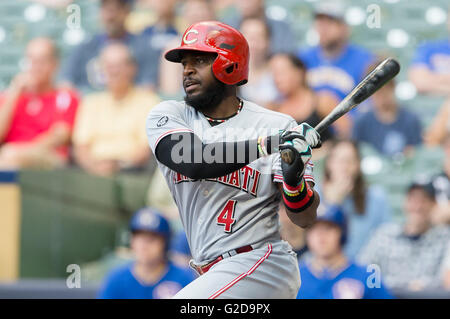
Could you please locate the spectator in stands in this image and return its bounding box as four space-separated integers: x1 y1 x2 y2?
138 0 179 88
0 38 79 169
268 53 336 141
60 0 151 92
358 180 450 292
424 98 450 146
298 1 374 112
73 43 159 176
158 0 216 96
98 208 195 299
408 10 450 96
352 60 423 157
297 207 393 299
320 139 391 258
238 18 279 107
224 0 296 54
430 132 450 225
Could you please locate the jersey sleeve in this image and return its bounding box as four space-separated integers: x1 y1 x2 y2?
146 101 194 154
272 118 316 184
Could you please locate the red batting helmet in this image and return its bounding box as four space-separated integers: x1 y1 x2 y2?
164 21 249 86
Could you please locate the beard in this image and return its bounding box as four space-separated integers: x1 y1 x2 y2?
184 78 227 114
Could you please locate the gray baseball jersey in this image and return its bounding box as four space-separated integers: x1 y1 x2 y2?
146 99 314 265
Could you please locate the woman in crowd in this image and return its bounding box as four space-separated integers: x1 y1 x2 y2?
319 139 391 258
269 53 339 142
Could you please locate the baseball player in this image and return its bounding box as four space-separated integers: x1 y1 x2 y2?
146 21 321 299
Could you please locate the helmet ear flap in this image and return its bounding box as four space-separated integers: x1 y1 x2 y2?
225 64 235 74
212 54 243 85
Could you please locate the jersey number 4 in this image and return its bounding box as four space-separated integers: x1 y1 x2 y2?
217 200 237 233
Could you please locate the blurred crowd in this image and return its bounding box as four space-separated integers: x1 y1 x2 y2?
1 0 449 299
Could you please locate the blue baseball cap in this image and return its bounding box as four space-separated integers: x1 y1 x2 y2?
129 208 171 241
315 204 347 244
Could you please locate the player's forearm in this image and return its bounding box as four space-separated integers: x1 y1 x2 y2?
155 132 279 179
285 189 319 228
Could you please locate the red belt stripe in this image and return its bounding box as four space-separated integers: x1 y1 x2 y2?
208 243 273 299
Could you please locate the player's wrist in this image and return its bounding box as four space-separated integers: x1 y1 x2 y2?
257 135 269 157
282 177 315 214
257 131 285 158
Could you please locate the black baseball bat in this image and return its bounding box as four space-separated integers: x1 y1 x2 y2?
281 57 401 164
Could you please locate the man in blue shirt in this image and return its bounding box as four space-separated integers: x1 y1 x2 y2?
352 61 422 157
297 206 393 299
97 208 196 299
409 10 450 96
298 2 374 105
59 0 153 93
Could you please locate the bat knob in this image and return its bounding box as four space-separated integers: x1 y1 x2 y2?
281 149 294 165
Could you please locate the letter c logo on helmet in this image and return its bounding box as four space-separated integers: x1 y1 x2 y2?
164 21 249 86
182 29 199 44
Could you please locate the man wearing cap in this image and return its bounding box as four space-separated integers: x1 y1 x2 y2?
297 205 393 299
97 208 195 299
358 181 450 292
298 1 374 135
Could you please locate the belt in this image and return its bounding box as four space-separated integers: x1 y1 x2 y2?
192 245 253 275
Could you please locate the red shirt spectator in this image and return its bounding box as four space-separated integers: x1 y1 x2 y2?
0 89 79 158
0 37 79 169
